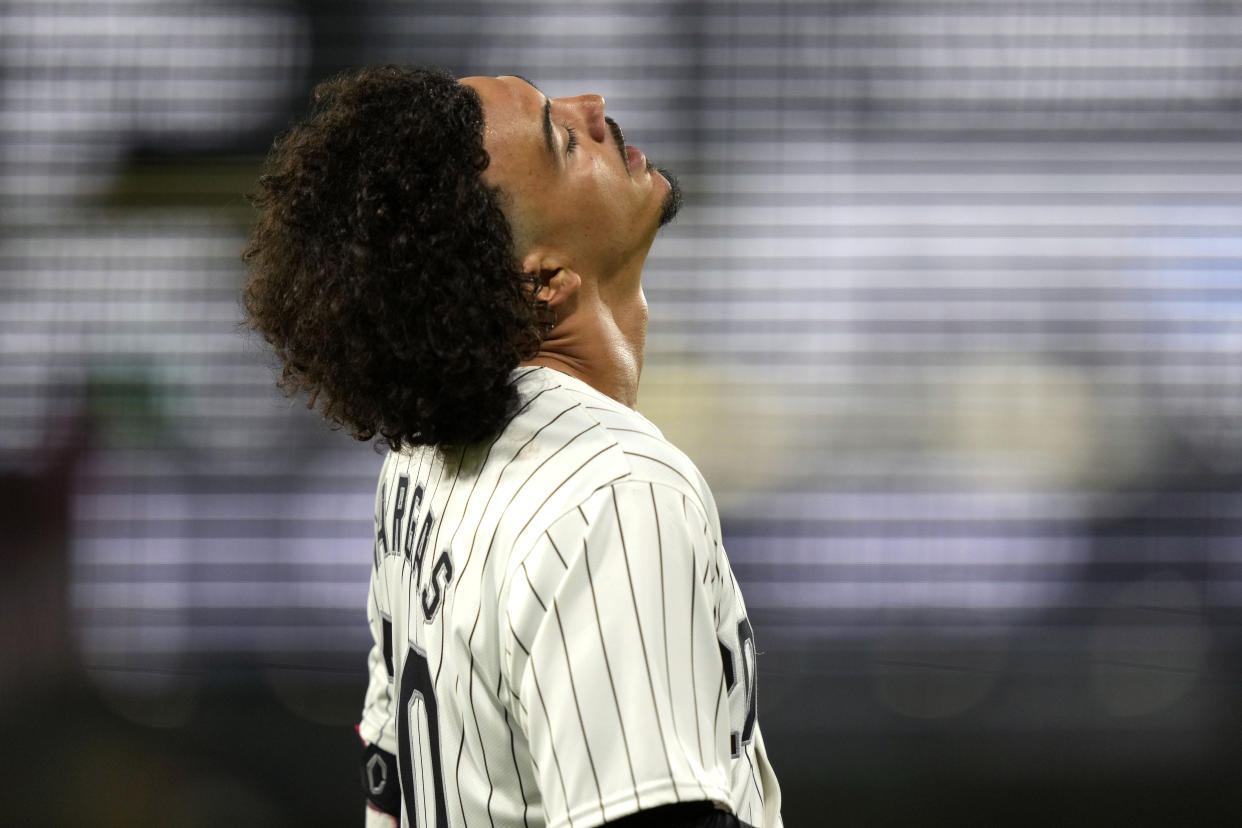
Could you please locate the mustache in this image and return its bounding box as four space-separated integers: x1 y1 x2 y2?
605 115 628 172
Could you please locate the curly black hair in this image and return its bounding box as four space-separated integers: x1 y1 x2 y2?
242 65 545 450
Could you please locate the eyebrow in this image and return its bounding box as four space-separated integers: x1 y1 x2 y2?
512 74 556 161
541 98 555 160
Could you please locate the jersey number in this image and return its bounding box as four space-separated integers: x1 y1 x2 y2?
398 646 449 828
718 617 757 757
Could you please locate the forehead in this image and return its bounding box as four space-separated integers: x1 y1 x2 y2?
458 75 547 178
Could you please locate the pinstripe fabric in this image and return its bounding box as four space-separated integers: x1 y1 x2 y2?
359 367 782 828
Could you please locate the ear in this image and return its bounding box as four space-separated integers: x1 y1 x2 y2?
522 250 581 309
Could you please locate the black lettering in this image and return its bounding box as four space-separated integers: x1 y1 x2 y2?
421 550 454 622
381 616 394 679
398 646 448 828
375 481 389 562
719 615 758 757
737 617 757 747
402 485 424 564
392 476 409 550
412 510 434 584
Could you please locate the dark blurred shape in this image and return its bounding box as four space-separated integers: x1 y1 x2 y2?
0 408 82 708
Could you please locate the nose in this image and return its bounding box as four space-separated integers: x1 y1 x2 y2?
559 94 607 143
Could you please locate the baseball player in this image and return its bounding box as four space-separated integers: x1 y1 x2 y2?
242 65 782 828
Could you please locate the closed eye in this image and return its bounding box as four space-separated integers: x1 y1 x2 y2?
565 125 579 155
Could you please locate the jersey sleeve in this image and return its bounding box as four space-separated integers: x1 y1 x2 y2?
502 479 735 828
358 564 398 754
358 466 399 755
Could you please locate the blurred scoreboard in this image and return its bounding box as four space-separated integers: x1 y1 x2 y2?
3 0 1241 751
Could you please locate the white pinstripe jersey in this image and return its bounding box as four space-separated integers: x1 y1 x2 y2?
358 366 783 828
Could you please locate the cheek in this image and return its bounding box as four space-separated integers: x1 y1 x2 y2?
593 172 643 236
569 172 627 237
537 161 641 262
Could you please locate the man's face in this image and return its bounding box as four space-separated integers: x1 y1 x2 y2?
459 74 680 279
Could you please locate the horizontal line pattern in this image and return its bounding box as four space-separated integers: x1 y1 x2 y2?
0 3 1238 744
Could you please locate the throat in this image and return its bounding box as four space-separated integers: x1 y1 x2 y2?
521 318 641 408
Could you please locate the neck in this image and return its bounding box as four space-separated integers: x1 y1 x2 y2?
521 268 647 408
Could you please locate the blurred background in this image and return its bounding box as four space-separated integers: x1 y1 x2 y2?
3 0 1242 825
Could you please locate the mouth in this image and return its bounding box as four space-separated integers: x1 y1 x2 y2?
625 145 647 174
